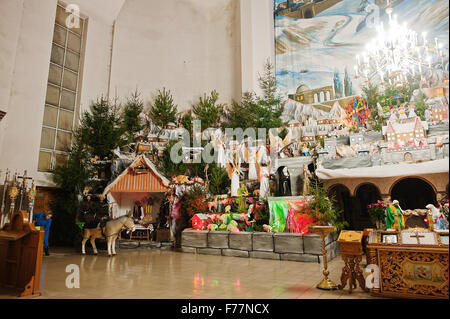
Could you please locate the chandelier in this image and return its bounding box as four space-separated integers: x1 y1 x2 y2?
354 5 448 89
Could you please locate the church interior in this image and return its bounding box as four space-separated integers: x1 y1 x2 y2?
0 0 448 303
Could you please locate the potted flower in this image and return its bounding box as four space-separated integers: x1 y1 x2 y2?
367 200 387 229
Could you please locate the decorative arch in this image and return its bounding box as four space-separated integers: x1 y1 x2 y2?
328 184 353 229
355 183 382 227
390 177 437 210
389 176 437 195
328 183 351 197
354 182 382 198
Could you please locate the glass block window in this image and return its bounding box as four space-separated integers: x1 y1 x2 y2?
38 3 86 172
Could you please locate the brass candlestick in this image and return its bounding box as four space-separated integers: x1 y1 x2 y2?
309 225 338 290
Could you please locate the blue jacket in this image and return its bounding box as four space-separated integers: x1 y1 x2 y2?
34 213 52 247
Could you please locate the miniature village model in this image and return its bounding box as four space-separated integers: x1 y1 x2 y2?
0 0 448 300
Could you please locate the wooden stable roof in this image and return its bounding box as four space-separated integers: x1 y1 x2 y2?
103 155 170 194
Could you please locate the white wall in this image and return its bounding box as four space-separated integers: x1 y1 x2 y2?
240 0 275 95
0 0 57 186
0 0 275 187
109 0 242 111
0 0 120 186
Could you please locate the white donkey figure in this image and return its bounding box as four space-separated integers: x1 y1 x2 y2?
81 211 136 257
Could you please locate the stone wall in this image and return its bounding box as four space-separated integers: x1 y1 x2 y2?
180 229 339 263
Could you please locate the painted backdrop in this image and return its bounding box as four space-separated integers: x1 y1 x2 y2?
274 0 449 102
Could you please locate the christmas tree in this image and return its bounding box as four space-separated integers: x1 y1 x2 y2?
78 97 124 160
192 90 224 131
148 88 178 134
122 90 145 143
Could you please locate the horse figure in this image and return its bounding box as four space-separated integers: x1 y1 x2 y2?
81 212 135 257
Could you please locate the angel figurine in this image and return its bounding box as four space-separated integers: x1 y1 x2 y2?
255 147 270 200
269 129 292 155
211 129 226 168
226 145 242 197
242 143 258 181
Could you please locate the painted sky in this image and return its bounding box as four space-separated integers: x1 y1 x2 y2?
274 0 449 99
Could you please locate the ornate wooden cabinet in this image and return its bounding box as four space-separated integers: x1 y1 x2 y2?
366 230 449 299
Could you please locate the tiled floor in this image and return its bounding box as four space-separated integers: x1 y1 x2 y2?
0 247 383 299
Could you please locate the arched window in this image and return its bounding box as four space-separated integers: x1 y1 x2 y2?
314 93 318 103
326 91 331 101
320 91 325 102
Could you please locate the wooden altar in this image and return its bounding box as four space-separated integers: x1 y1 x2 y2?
366 229 449 299
0 210 44 297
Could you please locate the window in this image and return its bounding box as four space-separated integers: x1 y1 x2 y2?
38 3 86 172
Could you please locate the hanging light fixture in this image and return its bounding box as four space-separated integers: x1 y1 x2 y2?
354 3 448 89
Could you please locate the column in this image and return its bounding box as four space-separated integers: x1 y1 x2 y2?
239 0 275 95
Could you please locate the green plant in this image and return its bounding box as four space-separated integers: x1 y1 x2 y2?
367 200 387 227
414 91 428 121
51 133 93 246
221 92 258 130
253 60 285 132
308 177 348 231
148 88 178 135
192 90 224 131
208 163 230 195
253 201 270 232
78 97 124 159
122 90 145 143
158 140 187 178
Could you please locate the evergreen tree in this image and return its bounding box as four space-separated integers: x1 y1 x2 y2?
148 88 178 134
122 90 144 143
253 60 285 133
221 92 258 130
51 133 93 246
333 70 343 98
414 91 428 121
344 67 353 97
208 163 230 195
180 110 194 138
158 140 187 178
78 97 124 160
192 90 224 131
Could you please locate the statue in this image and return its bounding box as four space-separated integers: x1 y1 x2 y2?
386 200 405 231
226 146 242 197
426 204 449 230
301 143 310 156
279 167 292 197
211 129 226 168
255 146 271 200
301 164 312 196
236 184 249 212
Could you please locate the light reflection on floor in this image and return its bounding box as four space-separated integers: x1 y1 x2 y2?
0 247 383 299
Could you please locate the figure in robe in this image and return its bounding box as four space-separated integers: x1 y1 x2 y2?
425 204 449 230
255 146 270 200
236 184 249 212
226 147 241 197
247 146 258 180
301 164 313 196
386 200 405 231
279 167 292 196
33 211 53 256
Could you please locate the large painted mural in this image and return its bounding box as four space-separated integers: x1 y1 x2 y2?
274 0 449 105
